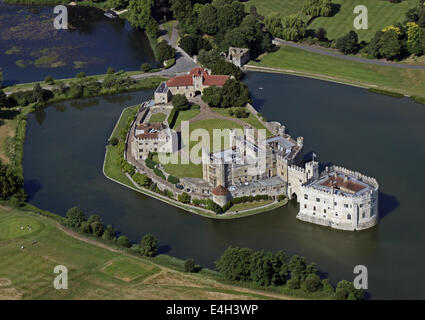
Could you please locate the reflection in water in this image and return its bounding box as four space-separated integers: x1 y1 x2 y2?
23 74 425 299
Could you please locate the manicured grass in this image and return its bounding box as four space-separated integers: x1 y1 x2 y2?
188 118 244 153
309 0 418 42
162 20 177 37
149 112 167 123
152 153 203 179
211 108 273 137
101 258 160 282
228 200 274 212
251 46 425 98
172 108 200 129
0 206 281 299
245 0 307 17
0 216 44 240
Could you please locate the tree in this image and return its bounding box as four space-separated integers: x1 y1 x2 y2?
304 273 322 292
109 137 119 146
117 235 131 248
316 27 327 41
216 1 245 32
32 83 44 102
171 94 188 110
0 164 24 200
80 221 91 234
249 251 275 286
91 221 104 237
76 71 86 78
178 192 191 203
281 14 306 41
288 255 308 280
102 224 115 241
0 90 7 108
198 3 218 35
202 86 223 107
44 76 54 85
141 62 151 72
378 29 401 59
216 246 254 281
106 67 115 74
407 22 425 56
128 0 155 30
221 79 251 108
66 207 85 229
335 280 363 300
211 59 242 80
184 258 196 272
302 0 332 18
336 30 359 54
141 233 158 257
156 40 176 62
197 49 221 69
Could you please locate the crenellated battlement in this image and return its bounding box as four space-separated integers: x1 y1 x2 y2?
327 165 379 190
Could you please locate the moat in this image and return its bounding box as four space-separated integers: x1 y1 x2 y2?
22 71 425 299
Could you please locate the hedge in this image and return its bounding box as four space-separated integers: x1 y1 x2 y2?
167 175 180 184
167 106 180 128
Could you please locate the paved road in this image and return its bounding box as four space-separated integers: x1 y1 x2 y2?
274 38 425 70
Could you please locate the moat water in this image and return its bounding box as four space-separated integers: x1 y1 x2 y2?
23 72 425 299
0 3 156 86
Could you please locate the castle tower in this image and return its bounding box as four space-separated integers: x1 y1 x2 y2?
192 74 203 90
305 161 319 181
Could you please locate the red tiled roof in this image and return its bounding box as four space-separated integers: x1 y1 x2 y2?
212 185 230 196
321 175 366 193
166 67 229 88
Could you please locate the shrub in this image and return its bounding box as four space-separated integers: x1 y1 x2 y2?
184 258 196 273
145 158 157 169
167 175 180 184
153 168 166 180
117 235 131 248
133 173 152 187
172 94 189 110
178 192 191 203
76 71 86 78
141 63 151 72
106 67 115 74
336 31 359 54
44 76 54 85
304 274 322 292
109 137 119 146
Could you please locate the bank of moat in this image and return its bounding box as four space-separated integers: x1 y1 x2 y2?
125 68 379 230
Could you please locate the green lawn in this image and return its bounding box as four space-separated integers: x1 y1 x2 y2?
309 0 417 42
251 46 425 98
244 0 307 17
229 200 274 212
211 108 273 137
0 216 44 240
152 153 203 179
0 206 281 299
149 112 167 123
172 108 201 129
101 258 160 282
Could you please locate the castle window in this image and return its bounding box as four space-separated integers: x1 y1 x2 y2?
313 212 316 216
344 204 349 208
347 214 351 220
335 213 338 217
334 202 337 206
362 212 366 218
316 198 320 202
313 206 316 211
324 209 326 213
304 204 307 209
304 194 308 200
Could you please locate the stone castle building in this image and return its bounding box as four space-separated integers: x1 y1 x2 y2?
155 67 229 104
227 47 250 67
201 123 379 231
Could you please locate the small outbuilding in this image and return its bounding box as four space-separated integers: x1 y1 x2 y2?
212 185 231 207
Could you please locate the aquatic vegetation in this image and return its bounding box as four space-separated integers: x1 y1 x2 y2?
5 46 21 55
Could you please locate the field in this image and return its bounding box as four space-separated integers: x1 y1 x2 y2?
172 108 200 129
228 200 274 213
309 0 418 42
250 46 425 98
244 0 307 17
0 205 287 300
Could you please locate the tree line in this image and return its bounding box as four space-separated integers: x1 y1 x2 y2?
216 246 364 300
